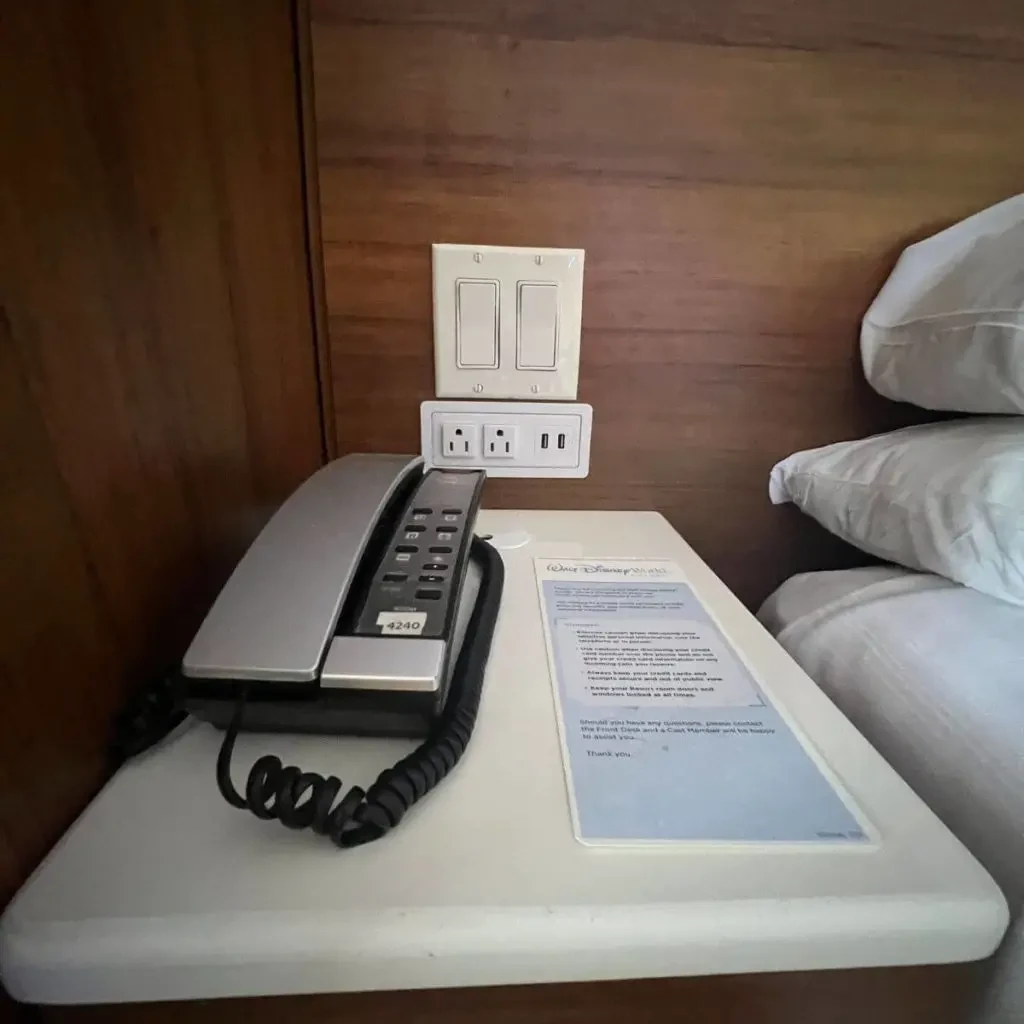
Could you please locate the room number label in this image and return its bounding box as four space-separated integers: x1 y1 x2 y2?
376 612 427 635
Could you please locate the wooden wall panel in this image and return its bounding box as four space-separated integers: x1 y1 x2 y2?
312 0 1024 608
314 0 1024 62
45 962 986 1024
0 0 322 921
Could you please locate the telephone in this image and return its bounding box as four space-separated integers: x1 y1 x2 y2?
175 454 504 848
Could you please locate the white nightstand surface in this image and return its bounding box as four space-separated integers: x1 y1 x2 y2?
0 511 1008 1005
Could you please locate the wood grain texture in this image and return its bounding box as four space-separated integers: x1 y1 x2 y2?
315 0 1024 61
0 0 321 918
44 962 986 1024
312 0 1024 608
296 0 337 460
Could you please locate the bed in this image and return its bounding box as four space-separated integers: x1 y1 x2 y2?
758 566 1024 1023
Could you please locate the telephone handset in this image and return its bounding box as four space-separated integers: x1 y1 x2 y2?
178 454 504 848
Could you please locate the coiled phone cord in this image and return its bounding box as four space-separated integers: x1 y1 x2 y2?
214 536 505 849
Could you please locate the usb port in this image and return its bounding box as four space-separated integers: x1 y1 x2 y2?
540 432 549 450
557 432 566 449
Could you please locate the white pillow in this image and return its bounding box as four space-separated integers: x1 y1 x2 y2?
861 193 1024 413
769 418 1024 606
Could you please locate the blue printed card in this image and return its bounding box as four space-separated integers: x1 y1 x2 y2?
535 559 873 846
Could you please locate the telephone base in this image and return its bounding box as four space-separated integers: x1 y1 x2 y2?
186 695 432 739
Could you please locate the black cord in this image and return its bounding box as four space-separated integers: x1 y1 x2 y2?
215 536 505 848
108 669 188 770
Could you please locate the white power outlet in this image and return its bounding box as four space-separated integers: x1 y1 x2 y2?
482 423 517 459
421 401 592 478
440 421 479 458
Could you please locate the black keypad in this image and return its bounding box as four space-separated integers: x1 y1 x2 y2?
356 465 484 639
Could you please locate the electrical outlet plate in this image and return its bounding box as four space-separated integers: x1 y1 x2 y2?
439 421 479 459
432 244 584 401
421 401 592 478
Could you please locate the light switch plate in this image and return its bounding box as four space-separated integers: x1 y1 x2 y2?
432 243 584 400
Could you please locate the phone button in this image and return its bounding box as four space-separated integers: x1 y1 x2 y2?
383 572 408 583
404 524 426 534
442 508 463 516
436 525 458 533
429 545 452 554
395 544 418 553
415 588 443 601
419 573 445 583
423 562 448 571
411 507 432 516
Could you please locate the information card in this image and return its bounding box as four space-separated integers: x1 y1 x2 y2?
536 559 873 845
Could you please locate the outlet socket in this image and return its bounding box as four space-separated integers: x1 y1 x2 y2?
483 424 517 459
440 422 479 458
421 401 592 478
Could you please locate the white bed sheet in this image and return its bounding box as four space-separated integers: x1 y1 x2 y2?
759 567 1024 1023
